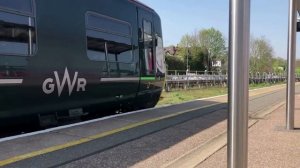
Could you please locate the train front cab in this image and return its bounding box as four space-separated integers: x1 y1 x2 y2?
136 7 165 108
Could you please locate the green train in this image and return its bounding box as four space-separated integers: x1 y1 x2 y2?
0 0 165 127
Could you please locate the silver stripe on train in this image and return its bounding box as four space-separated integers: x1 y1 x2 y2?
0 79 23 85
100 77 139 82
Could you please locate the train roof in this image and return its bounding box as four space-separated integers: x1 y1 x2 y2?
128 0 155 12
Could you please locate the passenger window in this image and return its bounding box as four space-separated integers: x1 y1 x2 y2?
0 12 36 55
86 13 133 63
107 40 132 62
0 0 33 14
0 0 36 56
87 14 131 36
86 30 106 61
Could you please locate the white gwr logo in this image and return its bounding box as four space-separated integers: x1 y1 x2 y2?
42 68 87 96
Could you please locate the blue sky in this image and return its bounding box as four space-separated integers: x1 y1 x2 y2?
139 0 298 58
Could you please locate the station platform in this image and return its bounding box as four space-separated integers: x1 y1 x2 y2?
0 84 299 168
196 95 300 168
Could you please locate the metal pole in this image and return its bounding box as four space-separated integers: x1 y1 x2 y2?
286 0 297 130
228 0 250 167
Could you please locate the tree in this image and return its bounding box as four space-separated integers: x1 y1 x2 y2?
250 36 274 73
174 28 226 72
176 33 200 71
272 57 286 74
199 28 226 71
177 33 198 70
189 46 208 71
296 60 300 68
165 55 185 70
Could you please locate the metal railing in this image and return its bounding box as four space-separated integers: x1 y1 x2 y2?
165 70 299 92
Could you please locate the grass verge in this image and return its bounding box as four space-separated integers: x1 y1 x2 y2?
157 82 285 106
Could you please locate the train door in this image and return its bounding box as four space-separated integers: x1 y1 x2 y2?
86 12 139 111
139 9 155 76
137 9 160 108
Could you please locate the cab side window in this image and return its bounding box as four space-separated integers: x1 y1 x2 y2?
143 20 154 75
0 0 36 56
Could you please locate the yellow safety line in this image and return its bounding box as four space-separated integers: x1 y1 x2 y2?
0 84 288 166
0 103 221 167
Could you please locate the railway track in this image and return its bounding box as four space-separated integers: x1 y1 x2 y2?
0 84 289 140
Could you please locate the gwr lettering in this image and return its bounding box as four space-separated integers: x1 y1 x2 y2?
77 78 87 92
43 78 55 94
43 68 87 96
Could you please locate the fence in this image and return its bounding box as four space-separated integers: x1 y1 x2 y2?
165 70 300 92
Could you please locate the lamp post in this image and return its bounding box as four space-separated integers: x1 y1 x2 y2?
186 42 189 75
186 51 189 74
186 45 190 89
207 51 210 72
